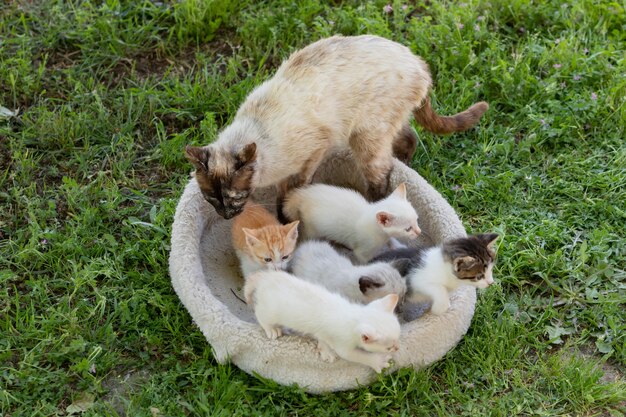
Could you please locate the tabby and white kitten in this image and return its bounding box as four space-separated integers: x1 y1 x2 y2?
231 201 299 278
372 234 498 315
185 35 488 219
244 270 400 372
283 182 420 263
290 240 406 304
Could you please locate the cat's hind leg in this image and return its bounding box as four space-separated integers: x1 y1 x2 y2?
392 123 418 164
277 146 328 223
417 284 450 315
349 128 396 201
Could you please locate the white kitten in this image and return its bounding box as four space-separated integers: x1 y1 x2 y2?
283 182 420 263
244 270 401 372
291 240 406 304
372 234 498 315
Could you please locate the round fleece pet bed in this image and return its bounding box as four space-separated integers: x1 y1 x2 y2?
169 150 475 393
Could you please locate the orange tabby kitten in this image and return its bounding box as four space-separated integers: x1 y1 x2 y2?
231 201 299 278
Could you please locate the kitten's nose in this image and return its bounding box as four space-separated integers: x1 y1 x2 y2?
391 344 399 352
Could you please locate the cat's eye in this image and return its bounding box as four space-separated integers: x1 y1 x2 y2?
264 257 272 263
281 255 289 260
405 226 412 232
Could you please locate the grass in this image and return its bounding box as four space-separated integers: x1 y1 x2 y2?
1 0 625 415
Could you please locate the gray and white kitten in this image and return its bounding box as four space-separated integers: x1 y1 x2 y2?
372 233 498 315
291 240 407 304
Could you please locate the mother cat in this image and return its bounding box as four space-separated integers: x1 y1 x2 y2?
185 35 488 219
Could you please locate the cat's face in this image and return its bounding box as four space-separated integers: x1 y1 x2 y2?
243 221 299 271
185 143 257 219
376 183 421 240
444 233 499 289
358 294 401 353
358 263 407 303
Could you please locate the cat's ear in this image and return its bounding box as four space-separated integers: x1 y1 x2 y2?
358 276 384 294
390 183 407 199
368 293 399 312
243 228 262 248
479 233 499 250
185 145 210 171
389 258 412 276
376 211 396 227
235 142 257 166
453 256 477 272
283 221 299 241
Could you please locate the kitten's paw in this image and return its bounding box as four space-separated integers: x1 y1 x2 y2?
317 341 338 363
430 300 450 315
263 326 282 339
370 354 392 373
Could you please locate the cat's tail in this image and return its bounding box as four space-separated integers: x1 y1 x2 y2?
413 97 489 135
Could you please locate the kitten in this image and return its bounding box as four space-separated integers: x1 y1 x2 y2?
290 240 407 304
283 182 420 263
244 270 401 372
184 35 488 219
231 201 299 277
372 233 498 315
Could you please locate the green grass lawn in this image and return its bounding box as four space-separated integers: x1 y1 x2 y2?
1 0 625 415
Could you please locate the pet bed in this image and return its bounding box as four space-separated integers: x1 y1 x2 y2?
169 150 475 393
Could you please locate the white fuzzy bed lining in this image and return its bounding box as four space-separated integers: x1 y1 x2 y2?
169 151 475 393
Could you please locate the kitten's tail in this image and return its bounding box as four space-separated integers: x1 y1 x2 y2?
413 97 489 135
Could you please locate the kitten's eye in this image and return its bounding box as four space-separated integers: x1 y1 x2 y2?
281 255 289 260
405 226 412 232
264 258 272 263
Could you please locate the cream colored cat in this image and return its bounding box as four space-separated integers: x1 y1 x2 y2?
185 35 488 219
231 201 299 277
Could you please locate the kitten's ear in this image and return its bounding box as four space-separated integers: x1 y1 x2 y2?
368 293 399 312
453 256 477 272
358 276 385 294
479 233 499 250
243 228 262 248
390 183 407 199
185 145 210 171
235 142 257 166
376 211 395 227
389 258 412 276
283 221 299 241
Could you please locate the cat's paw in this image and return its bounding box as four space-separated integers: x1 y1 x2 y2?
430 299 450 315
263 326 283 339
370 353 393 373
317 341 338 363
